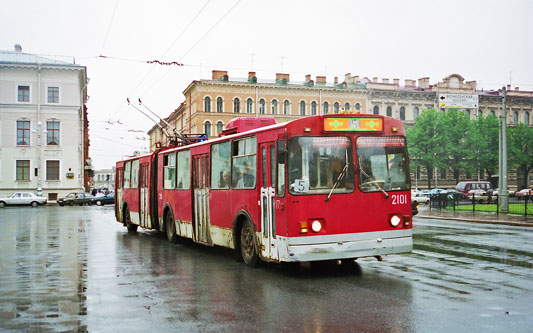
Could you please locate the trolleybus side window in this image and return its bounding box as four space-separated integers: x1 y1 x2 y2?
232 136 256 189
276 139 286 197
287 136 354 195
124 161 131 188
131 159 140 189
211 141 231 189
356 136 410 192
177 150 191 189
117 168 124 189
163 153 176 189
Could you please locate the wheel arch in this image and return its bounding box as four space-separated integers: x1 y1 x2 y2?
232 209 256 258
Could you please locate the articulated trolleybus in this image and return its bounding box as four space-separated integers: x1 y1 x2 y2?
115 114 413 266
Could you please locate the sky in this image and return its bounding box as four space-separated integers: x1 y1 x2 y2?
1 0 532 169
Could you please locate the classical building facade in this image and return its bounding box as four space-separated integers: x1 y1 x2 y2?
0 45 89 200
148 70 532 189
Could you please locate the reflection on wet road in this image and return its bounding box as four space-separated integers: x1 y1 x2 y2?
0 207 532 331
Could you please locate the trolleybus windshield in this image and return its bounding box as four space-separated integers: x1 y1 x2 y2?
287 136 354 195
356 136 410 192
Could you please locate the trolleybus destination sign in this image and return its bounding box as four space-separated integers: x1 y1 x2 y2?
438 93 479 109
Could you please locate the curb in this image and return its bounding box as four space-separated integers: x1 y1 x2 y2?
417 214 533 227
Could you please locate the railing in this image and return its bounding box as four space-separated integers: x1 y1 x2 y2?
429 192 533 218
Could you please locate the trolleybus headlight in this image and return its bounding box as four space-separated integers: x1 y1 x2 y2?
311 220 322 233
389 214 402 227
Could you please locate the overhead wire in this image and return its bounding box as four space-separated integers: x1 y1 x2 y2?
106 0 212 123
99 0 119 56
138 0 242 98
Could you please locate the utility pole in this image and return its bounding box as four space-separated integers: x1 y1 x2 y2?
499 87 509 212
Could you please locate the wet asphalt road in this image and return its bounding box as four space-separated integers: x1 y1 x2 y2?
0 206 532 332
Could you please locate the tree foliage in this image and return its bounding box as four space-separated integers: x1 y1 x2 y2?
406 108 518 188
508 123 533 189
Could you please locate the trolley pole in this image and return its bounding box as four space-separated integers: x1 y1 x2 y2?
499 87 509 213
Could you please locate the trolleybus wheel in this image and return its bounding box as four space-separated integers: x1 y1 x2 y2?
240 220 259 267
165 210 177 243
124 206 138 233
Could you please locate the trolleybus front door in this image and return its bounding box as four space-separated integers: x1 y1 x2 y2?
259 143 278 261
193 154 212 245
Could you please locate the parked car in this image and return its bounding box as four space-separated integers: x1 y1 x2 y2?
92 192 115 206
466 189 496 203
456 181 493 196
411 190 429 205
58 192 94 206
0 192 47 208
515 189 532 201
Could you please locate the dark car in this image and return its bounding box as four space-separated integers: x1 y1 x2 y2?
58 192 94 206
91 193 115 206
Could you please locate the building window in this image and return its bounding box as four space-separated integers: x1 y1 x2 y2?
311 101 317 115
246 98 253 113
259 99 266 114
271 99 278 114
284 100 290 115
16 160 30 180
373 105 379 115
413 107 419 119
513 111 518 124
344 102 350 112
355 103 360 111
47 87 59 103
400 106 405 120
490 109 495 117
216 97 223 113
386 106 392 117
47 120 60 145
299 101 306 116
46 160 60 180
465 109 470 117
17 120 30 145
204 96 211 112
525 112 530 125
18 85 30 102
323 102 329 114
233 98 240 113
333 102 339 114
204 121 211 136
216 121 224 135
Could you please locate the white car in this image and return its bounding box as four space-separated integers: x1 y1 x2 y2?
0 192 47 208
411 190 429 204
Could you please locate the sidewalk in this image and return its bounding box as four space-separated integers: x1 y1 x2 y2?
416 206 533 227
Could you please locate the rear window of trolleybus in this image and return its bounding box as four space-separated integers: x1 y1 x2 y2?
287 136 355 195
356 136 411 192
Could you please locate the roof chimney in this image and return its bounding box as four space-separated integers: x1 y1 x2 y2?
212 70 228 81
14 44 22 52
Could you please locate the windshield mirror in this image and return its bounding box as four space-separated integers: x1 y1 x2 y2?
287 136 354 195
356 136 410 192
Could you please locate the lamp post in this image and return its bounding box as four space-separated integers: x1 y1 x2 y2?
499 87 509 213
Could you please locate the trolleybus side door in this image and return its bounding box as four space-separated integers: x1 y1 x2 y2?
259 142 278 261
193 154 212 245
139 163 150 228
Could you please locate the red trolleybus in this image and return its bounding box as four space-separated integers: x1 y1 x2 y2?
115 115 413 266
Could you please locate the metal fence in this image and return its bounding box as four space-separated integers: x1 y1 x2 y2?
429 192 533 217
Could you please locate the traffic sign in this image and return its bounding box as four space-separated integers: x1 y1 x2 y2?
438 94 478 109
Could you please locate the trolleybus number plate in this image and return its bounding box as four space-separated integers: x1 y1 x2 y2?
391 194 408 205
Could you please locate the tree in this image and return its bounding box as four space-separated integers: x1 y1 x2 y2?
406 109 446 189
469 114 499 183
508 123 533 189
440 108 472 183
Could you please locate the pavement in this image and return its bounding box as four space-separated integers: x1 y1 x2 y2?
416 206 533 227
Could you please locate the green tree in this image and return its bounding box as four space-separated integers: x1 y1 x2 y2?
469 114 499 182
441 108 472 183
508 123 533 189
406 109 446 189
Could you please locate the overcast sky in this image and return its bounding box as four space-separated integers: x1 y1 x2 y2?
1 0 532 169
